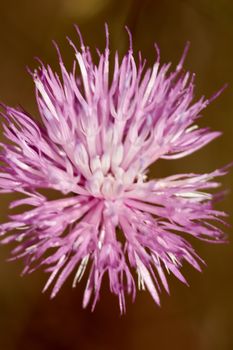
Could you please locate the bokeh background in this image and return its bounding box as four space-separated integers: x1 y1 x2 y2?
0 0 233 349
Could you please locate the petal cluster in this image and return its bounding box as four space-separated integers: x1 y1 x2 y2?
0 27 228 312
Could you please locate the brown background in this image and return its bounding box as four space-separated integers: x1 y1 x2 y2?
0 0 233 349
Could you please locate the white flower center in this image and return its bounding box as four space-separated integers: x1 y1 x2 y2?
85 153 146 199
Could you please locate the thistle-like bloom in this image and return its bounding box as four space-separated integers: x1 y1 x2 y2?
0 27 228 312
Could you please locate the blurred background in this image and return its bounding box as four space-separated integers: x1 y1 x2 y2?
0 0 233 349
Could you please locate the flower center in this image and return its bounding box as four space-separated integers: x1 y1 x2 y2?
85 164 146 200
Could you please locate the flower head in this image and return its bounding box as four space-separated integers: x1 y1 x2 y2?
0 26 228 312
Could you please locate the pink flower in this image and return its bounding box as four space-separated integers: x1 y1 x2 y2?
0 26 228 312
